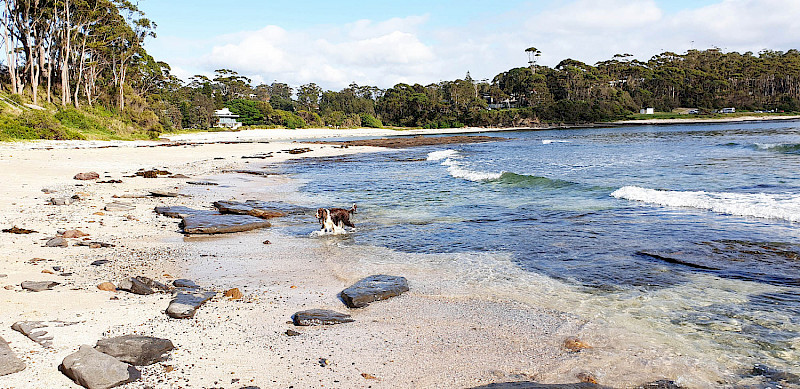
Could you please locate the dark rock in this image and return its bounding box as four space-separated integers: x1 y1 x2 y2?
285 329 301 336
172 279 199 289
213 200 288 219
166 290 217 319
91 260 111 266
3 226 36 234
292 309 354 326
154 206 218 219
751 364 800 384
180 214 271 234
74 172 100 180
136 169 171 178
95 335 174 366
45 237 69 247
97 180 123 184
232 170 276 177
187 181 219 186
49 197 74 206
61 345 140 389
168 174 190 179
75 241 116 248
21 281 59 292
150 190 179 198
340 275 409 308
104 202 135 212
0 335 25 376
470 383 604 389
12 321 54 347
117 277 170 295
636 251 721 270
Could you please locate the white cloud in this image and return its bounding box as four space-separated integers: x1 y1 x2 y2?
149 0 800 90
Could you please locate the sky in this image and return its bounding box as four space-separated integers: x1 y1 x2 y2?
137 0 800 90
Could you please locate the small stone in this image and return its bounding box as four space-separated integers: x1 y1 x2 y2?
564 337 592 352
104 202 135 212
2 226 36 234
3 285 13 290
95 335 174 366
97 282 116 292
74 172 100 180
61 345 140 389
45 237 69 247
223 288 243 300
318 358 329 367
93 212 105 216
172 279 199 289
91 260 111 266
285 329 301 337
577 372 598 384
62 230 89 238
21 281 59 292
263 240 271 245
361 373 378 380
292 309 354 326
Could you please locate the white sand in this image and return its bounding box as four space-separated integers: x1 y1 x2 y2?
0 136 724 388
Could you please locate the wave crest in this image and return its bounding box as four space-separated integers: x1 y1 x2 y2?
611 186 800 222
754 143 800 154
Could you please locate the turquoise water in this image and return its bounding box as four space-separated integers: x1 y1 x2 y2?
275 121 800 386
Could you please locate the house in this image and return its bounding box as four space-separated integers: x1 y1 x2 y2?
214 108 242 129
639 108 654 115
721 107 736 114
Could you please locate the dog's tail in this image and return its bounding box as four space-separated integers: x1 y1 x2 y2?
349 203 357 214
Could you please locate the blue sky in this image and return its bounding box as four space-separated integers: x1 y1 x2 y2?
137 0 800 89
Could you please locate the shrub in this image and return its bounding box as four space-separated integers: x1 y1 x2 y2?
360 114 382 128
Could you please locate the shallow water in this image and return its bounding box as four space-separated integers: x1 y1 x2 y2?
266 121 800 386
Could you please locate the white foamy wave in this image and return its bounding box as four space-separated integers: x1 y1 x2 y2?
427 149 459 161
611 186 800 222
542 139 571 145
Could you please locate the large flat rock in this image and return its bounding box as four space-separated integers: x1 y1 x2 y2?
166 290 217 319
213 200 288 219
180 214 271 234
12 320 78 348
154 206 218 219
61 345 140 389
95 335 174 366
0 335 25 377
340 275 409 308
292 309 354 326
21 280 60 292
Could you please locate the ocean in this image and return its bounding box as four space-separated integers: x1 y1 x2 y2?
269 121 800 386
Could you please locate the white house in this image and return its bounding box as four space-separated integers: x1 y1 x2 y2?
639 107 655 115
214 108 242 129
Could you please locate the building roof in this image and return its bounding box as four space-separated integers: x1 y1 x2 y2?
214 108 240 118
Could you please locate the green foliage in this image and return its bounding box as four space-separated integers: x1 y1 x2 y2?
277 110 306 129
0 110 85 140
226 99 264 125
360 113 382 128
55 108 105 132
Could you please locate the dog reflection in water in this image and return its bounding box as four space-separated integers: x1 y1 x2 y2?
315 204 357 234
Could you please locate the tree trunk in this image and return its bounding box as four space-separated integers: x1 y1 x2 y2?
73 33 87 109
60 0 71 106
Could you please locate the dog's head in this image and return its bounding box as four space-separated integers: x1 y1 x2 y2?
315 208 326 223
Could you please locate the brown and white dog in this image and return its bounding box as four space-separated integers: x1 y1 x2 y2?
315 204 357 233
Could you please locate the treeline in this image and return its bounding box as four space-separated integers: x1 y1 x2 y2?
1 0 799 138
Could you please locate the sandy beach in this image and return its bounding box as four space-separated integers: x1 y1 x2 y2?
0 131 735 388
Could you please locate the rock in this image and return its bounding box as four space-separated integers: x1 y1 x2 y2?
172 279 199 289
97 282 116 292
91 259 111 266
213 200 288 219
117 277 170 295
563 337 592 352
166 290 217 319
340 275 409 308
187 181 219 186
62 230 88 238
12 321 54 347
97 180 122 184
49 195 80 206
95 335 174 366
150 190 179 197
45 237 69 247
2 226 36 234
60 345 140 389
3 285 13 290
154 206 218 219
180 214 271 234
361 373 378 380
0 335 25 376
21 281 59 292
168 174 190 179
263 240 271 245
292 309 354 326
136 169 170 178
104 202 135 212
74 172 100 180
285 329 301 337
750 364 800 384
469 383 603 389
637 381 684 389
223 288 243 300
318 357 329 367
75 241 116 248
576 372 598 384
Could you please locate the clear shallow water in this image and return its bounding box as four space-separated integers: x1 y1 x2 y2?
274 121 800 385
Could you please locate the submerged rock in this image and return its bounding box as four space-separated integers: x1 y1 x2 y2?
292 309 354 326
95 335 174 366
340 275 409 308
21 280 60 292
0 335 25 376
166 290 217 319
61 345 140 389
213 200 288 219
180 214 271 234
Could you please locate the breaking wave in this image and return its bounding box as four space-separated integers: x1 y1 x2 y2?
753 143 800 154
542 139 572 145
611 186 800 222
428 149 503 182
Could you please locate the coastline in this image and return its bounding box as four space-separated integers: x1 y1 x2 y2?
0 135 728 388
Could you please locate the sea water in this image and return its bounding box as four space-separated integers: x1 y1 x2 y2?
271 121 800 385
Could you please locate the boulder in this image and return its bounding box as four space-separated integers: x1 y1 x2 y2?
340 275 409 308
213 200 288 219
104 202 135 212
180 214 271 234
0 335 25 376
95 335 174 366
292 309 354 326
45 237 69 247
21 281 59 292
60 345 140 389
74 172 100 180
117 276 170 295
166 290 217 319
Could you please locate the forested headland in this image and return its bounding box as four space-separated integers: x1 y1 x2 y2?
2 0 800 141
